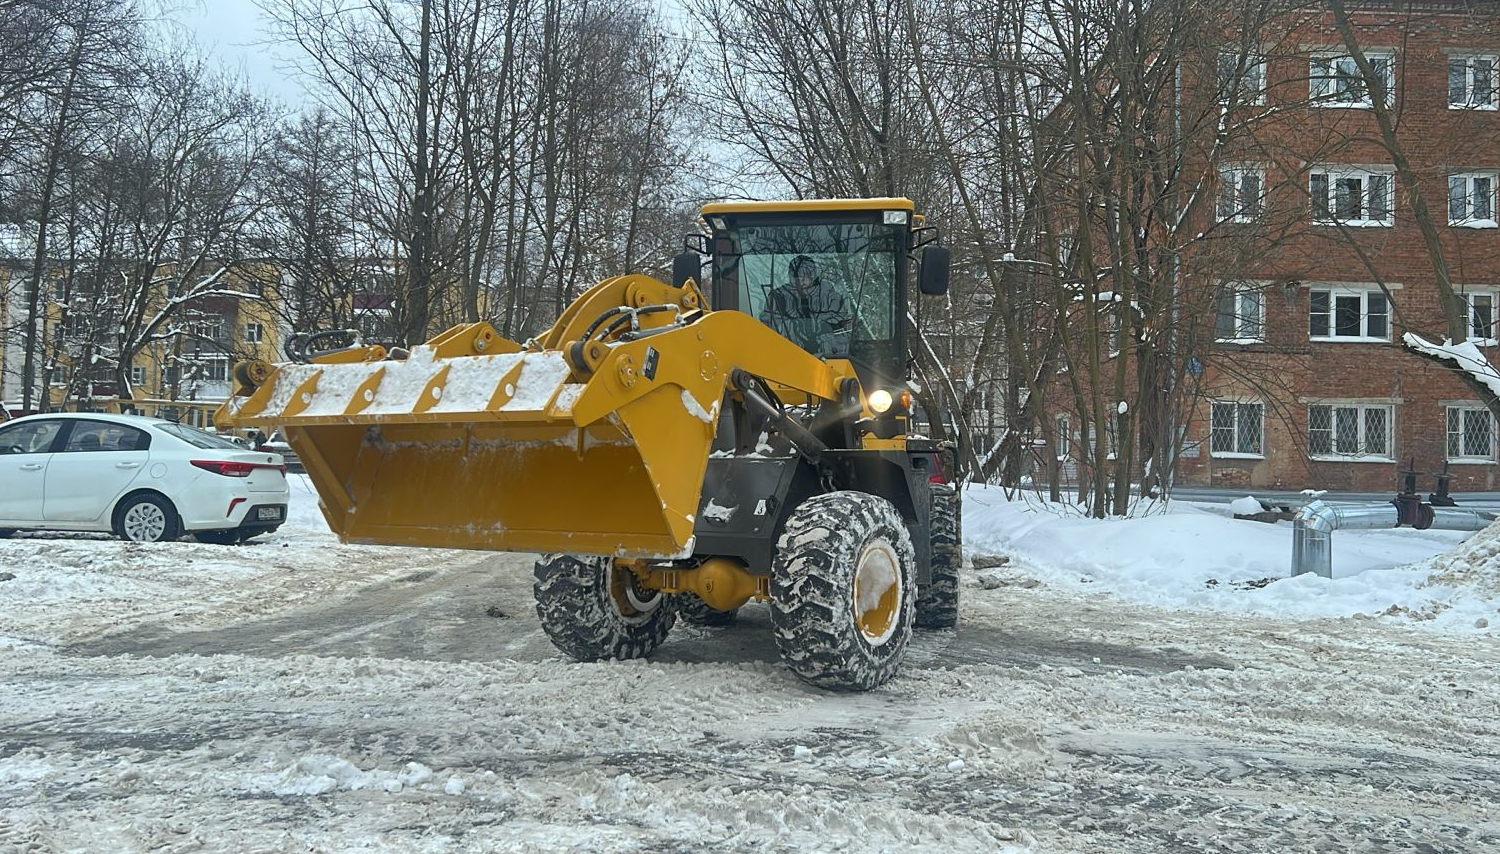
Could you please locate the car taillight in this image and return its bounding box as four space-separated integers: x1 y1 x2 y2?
192 460 256 477
928 473 948 484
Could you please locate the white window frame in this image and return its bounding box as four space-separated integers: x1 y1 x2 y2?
1449 53 1498 110
1218 51 1267 106
1310 50 1394 108
1308 286 1391 342
1460 288 1499 345
203 356 229 383
1310 166 1395 227
1218 163 1265 223
1209 400 1265 459
194 315 224 341
129 365 146 387
1307 402 1395 462
1448 171 1497 228
1447 404 1496 463
245 321 265 344
1215 282 1266 343
1055 413 1071 461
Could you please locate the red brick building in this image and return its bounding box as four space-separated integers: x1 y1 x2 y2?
1170 1 1500 491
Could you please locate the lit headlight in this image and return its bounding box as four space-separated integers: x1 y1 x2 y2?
868 389 894 413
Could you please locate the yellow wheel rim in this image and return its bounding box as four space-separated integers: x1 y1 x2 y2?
609 562 661 619
852 541 901 646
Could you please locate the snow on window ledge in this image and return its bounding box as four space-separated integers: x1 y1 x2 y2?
1446 457 1497 465
1450 219 1498 229
1216 337 1265 345
1310 336 1393 344
1309 455 1396 464
1211 452 1265 460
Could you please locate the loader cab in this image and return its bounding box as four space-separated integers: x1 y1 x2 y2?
686 199 938 385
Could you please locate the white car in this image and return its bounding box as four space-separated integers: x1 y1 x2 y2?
0 413 291 544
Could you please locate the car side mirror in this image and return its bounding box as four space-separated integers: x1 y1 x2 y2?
919 245 950 296
672 251 701 290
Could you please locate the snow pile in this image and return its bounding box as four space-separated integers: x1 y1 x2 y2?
255 755 442 796
962 486 1498 630
1228 495 1264 516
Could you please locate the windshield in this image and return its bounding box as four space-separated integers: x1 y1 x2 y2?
726 223 898 364
155 421 245 450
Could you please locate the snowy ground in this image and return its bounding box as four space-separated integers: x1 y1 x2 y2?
0 478 1497 852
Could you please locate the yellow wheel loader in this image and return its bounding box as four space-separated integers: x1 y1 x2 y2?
217 198 960 691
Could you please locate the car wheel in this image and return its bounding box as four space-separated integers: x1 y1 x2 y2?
114 494 182 543
193 530 241 545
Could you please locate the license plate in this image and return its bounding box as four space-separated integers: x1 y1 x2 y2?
257 507 283 521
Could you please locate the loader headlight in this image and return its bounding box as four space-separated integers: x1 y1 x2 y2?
868 389 894 413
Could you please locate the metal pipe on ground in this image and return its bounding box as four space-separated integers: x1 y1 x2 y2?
1291 499 1495 578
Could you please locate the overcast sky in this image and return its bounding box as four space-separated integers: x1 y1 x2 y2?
162 0 308 108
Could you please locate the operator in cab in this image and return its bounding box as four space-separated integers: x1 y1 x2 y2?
759 254 853 355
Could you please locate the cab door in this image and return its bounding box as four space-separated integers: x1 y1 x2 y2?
0 419 66 523
43 420 151 525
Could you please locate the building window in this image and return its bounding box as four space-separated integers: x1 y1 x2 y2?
1308 403 1392 460
1210 401 1263 457
1450 54 1497 109
1447 405 1494 461
1215 283 1265 343
1218 164 1264 222
129 365 146 387
245 322 265 344
194 315 225 342
1462 290 1497 344
1310 168 1394 227
1309 288 1389 341
1218 51 1267 105
1311 51 1394 107
1449 172 1497 227
204 358 229 383
1055 414 1071 459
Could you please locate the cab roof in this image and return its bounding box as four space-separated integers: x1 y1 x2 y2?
699 198 915 216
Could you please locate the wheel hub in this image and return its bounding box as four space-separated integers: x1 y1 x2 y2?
124 504 166 542
852 541 901 646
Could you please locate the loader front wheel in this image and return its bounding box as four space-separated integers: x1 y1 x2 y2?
533 554 675 662
771 492 915 691
915 483 960 629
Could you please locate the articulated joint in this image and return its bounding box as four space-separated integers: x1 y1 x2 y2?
647 558 768 612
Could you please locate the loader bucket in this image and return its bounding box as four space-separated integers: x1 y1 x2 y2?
217 344 722 558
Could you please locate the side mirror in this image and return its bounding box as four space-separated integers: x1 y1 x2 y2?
672 251 701 290
918 245 950 296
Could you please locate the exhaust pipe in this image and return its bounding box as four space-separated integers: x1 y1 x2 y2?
1291 499 1493 578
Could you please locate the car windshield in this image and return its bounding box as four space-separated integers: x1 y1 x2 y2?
155 422 244 450
724 222 899 365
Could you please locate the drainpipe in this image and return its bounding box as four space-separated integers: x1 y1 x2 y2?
1291 499 1494 578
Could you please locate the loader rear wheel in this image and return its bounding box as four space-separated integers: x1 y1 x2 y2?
771 492 915 691
669 593 740 627
533 554 675 662
915 483 960 629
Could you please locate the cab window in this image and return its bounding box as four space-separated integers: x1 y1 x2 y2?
723 222 898 361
